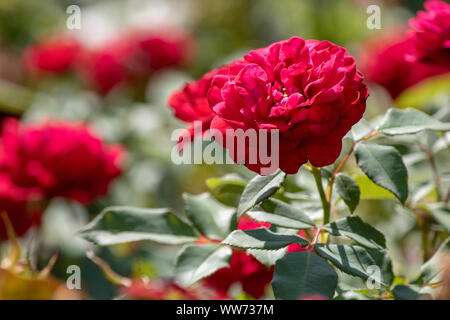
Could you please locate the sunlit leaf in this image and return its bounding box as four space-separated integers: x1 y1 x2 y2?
174 244 232 287
355 143 408 203
237 170 286 216
222 228 308 250
184 193 236 239
314 244 393 286
247 198 315 229
354 175 396 200
324 216 386 250
206 174 247 207
377 108 450 136
78 207 198 246
335 173 360 213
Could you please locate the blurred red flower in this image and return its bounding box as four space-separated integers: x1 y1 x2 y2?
78 39 132 95
0 118 124 205
0 174 43 240
80 29 194 95
168 66 228 146
23 37 81 74
408 0 450 66
205 216 273 299
120 279 198 300
359 31 450 99
120 279 228 300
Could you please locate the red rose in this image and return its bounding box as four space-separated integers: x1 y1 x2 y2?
359 31 450 99
408 0 450 66
205 251 274 299
80 29 193 95
138 30 194 71
23 37 81 74
178 37 368 174
78 39 132 95
0 174 43 240
205 216 273 299
287 230 309 252
168 66 228 146
0 118 124 205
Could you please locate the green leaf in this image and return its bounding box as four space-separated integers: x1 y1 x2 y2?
377 108 450 136
247 199 315 230
324 216 386 250
392 285 421 300
428 203 450 233
354 174 396 200
174 244 232 287
222 228 308 250
237 170 286 217
184 193 236 240
206 174 247 207
355 143 408 203
335 173 360 213
272 251 338 299
314 244 393 286
248 248 287 267
78 207 198 246
415 237 450 284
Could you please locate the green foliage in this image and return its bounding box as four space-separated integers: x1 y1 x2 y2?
247 198 315 229
222 228 309 250
237 170 286 217
377 108 450 136
272 251 338 299
78 207 198 246
184 193 236 240
324 216 386 250
392 285 421 300
206 174 247 207
174 244 232 287
335 173 360 213
355 143 408 203
247 248 287 267
314 244 393 286
427 203 450 233
414 238 450 285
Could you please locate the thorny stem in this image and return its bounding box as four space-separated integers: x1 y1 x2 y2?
311 166 330 225
418 141 442 202
420 221 429 262
413 207 431 262
326 147 353 205
307 227 324 249
325 130 380 214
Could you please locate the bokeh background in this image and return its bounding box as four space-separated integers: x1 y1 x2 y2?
0 0 448 299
